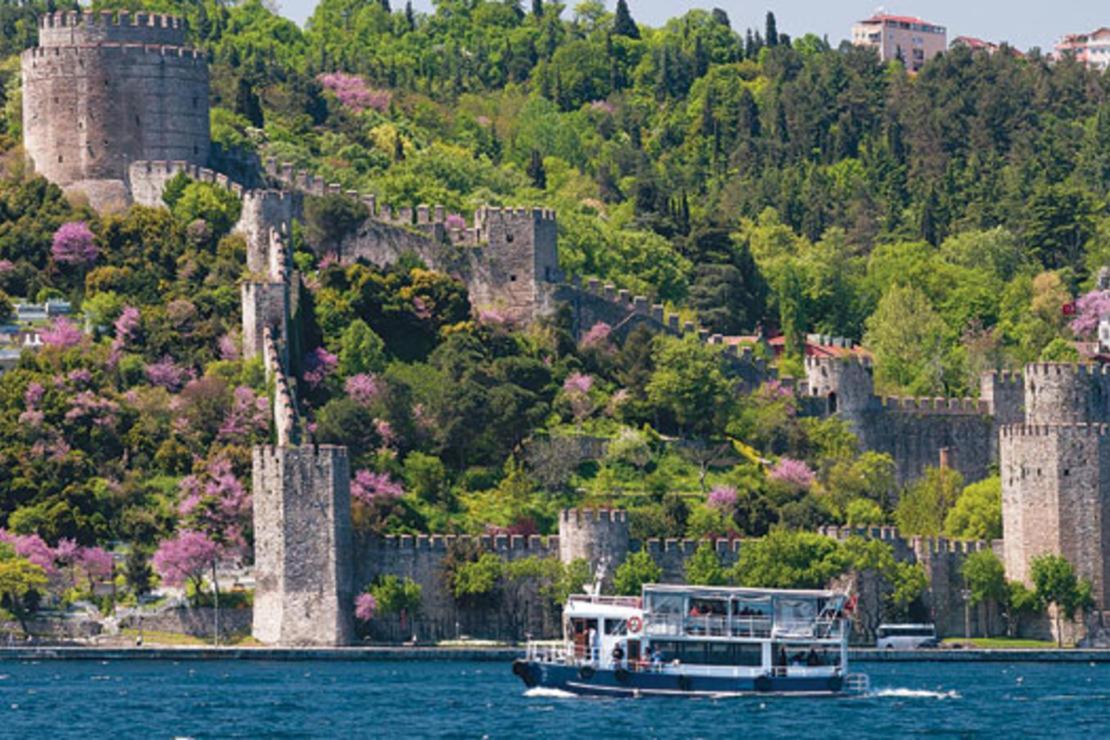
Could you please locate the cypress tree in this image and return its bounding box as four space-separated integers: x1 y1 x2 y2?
527 150 547 190
405 1 415 31
765 11 778 47
532 0 543 18
379 0 391 12
613 0 640 40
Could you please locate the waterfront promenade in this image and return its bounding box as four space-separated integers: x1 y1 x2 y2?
3 646 1110 663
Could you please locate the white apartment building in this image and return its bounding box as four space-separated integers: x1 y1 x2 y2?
851 13 947 72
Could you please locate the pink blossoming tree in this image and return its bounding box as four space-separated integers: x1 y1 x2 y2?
51 221 98 265
769 457 816 491
152 530 221 603
303 347 338 388
707 485 738 511
317 72 391 113
1070 290 1110 338
41 317 84 349
345 373 379 406
355 592 377 622
351 469 404 505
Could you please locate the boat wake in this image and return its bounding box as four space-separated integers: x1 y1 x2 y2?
524 687 579 699
871 687 960 700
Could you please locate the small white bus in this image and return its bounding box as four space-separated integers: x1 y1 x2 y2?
875 623 937 649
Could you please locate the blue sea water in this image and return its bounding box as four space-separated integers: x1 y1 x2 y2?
0 659 1107 738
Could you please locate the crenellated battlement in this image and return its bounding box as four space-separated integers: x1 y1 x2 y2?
982 370 1023 387
880 396 990 415
39 11 187 31
1024 362 1110 379
560 508 627 525
819 525 904 542
641 538 742 557
129 161 242 196
369 533 559 553
804 354 871 370
819 524 991 556
1001 423 1110 438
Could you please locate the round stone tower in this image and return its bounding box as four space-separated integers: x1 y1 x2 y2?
21 11 210 210
558 508 630 590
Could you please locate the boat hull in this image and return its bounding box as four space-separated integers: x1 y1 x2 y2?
513 660 846 697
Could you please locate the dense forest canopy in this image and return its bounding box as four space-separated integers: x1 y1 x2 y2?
0 1 1104 608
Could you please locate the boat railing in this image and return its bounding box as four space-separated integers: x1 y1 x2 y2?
773 618 845 640
644 613 773 638
525 640 575 663
567 594 642 608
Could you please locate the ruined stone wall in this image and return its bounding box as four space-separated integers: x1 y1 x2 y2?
22 14 209 210
251 445 355 646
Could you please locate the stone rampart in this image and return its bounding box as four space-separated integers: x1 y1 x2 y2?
129 160 246 207
1023 363 1110 425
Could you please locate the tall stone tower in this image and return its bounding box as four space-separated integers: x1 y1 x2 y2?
252 445 356 646
1001 363 1110 609
21 11 210 210
469 207 560 321
559 509 630 590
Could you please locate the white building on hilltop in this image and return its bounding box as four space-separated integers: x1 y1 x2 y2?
1055 28 1110 71
851 13 947 72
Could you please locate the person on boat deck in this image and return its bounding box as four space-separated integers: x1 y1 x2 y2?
689 604 701 617
776 646 787 666
588 627 598 662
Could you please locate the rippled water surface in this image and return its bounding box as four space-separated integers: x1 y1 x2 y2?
1 658 1108 737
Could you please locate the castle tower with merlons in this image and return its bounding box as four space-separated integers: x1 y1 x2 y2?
21 11 210 210
1001 364 1110 610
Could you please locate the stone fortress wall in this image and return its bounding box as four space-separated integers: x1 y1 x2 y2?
17 12 1109 645
22 12 210 211
1001 364 1110 610
802 355 1020 486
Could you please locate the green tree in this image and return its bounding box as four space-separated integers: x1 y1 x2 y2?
369 574 423 616
613 550 662 596
338 319 387 376
171 182 243 237
845 498 884 526
304 194 369 253
1030 554 1091 647
0 542 47 634
612 0 640 39
894 467 964 536
864 283 947 396
729 530 842 589
961 550 1007 637
684 541 726 585
645 335 733 436
451 552 504 607
944 476 1002 541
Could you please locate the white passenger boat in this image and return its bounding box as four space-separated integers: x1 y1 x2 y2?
513 583 869 697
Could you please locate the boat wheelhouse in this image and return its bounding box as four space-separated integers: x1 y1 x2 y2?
513 583 869 697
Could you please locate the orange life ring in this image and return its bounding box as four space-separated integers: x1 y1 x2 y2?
628 616 643 634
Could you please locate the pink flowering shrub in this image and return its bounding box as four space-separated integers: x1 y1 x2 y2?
351 469 404 505
1070 290 1110 338
64 391 120 428
589 100 616 115
79 546 113 581
41 317 84 348
114 306 141 343
0 259 12 273
146 357 194 392
317 72 391 113
177 458 251 552
218 334 240 361
51 221 98 265
355 591 377 622
769 457 816 490
707 485 738 511
0 530 57 573
563 372 594 395
218 386 270 442
152 530 221 593
303 347 338 388
580 322 612 349
345 373 379 405
444 213 467 230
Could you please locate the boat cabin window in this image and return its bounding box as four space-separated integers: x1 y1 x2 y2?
688 598 727 617
644 592 684 617
773 643 840 667
604 618 627 636
774 597 818 627
651 640 762 666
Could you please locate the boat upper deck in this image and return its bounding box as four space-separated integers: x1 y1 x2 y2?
641 584 848 642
